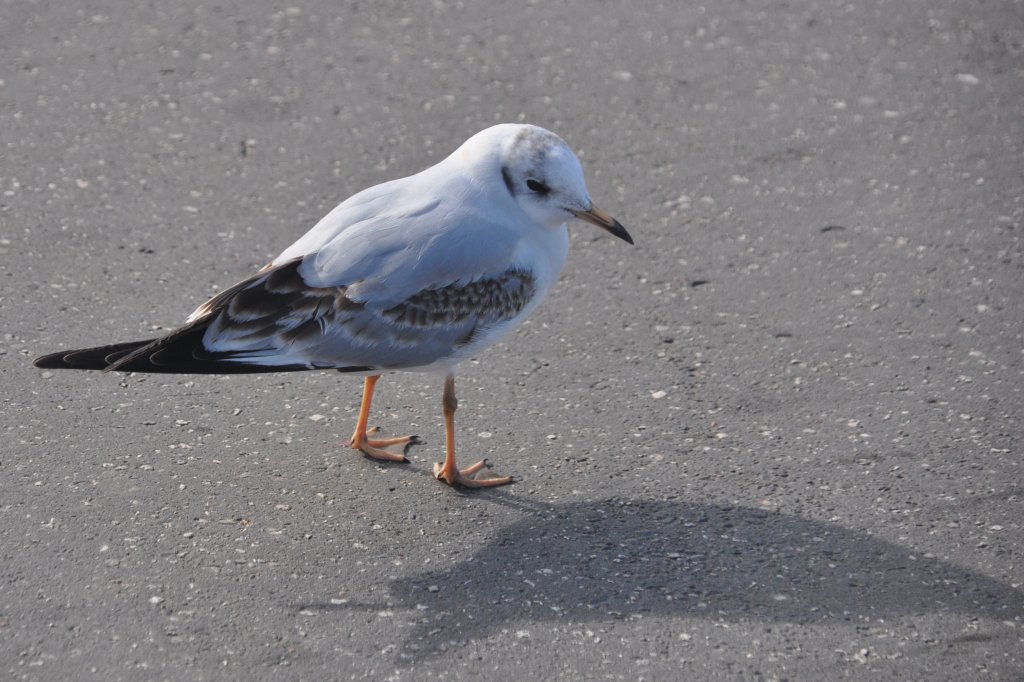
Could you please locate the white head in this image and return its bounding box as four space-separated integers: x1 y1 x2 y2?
457 124 633 243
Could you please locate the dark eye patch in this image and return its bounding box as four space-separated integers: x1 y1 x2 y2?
501 167 516 195
526 179 550 195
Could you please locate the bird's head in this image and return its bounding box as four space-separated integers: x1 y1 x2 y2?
459 124 633 244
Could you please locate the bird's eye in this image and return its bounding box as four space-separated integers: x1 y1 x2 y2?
526 179 549 195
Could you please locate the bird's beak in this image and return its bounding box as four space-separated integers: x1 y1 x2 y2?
571 206 634 245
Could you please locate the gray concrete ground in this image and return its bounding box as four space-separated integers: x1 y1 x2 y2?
2 1 1022 680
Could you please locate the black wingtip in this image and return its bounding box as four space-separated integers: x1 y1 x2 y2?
31 339 159 371
32 352 70 369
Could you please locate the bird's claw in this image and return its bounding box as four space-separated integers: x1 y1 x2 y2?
350 430 419 462
433 459 513 488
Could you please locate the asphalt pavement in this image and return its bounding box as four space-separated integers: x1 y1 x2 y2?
2 1 1022 680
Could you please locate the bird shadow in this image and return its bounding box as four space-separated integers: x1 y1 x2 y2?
297 497 1022 662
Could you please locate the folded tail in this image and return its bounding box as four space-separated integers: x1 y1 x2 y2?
32 321 311 374
33 339 157 371
32 258 377 376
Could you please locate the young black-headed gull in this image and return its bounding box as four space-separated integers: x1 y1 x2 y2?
34 124 633 488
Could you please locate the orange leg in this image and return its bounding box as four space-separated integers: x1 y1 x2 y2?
433 374 513 487
349 375 419 462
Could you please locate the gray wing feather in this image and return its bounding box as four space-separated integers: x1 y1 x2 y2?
274 166 526 306
198 258 536 370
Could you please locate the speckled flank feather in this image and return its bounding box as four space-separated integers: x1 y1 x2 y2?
384 269 535 329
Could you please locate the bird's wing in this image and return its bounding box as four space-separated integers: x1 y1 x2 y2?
277 168 529 305
186 192 538 371
191 255 535 371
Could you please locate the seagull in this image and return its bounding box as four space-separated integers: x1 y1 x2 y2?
33 124 633 488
